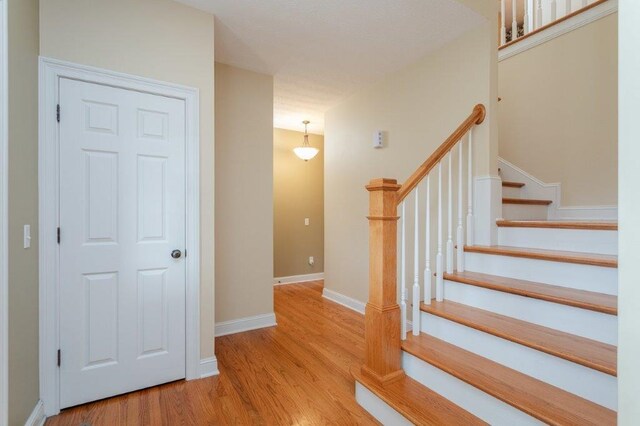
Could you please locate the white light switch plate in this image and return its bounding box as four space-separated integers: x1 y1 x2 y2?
305 218 310 226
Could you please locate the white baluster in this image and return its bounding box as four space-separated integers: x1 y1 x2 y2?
565 0 572 16
412 191 420 336
524 0 531 34
550 0 557 21
500 0 507 45
536 0 543 29
457 143 464 273
511 0 518 41
466 132 474 247
446 153 453 274
436 163 444 302
424 175 432 304
400 201 407 340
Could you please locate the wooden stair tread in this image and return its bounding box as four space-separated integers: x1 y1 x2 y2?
420 300 617 376
497 219 618 230
502 181 525 188
464 245 618 268
402 334 616 426
351 366 487 425
444 271 617 315
502 197 552 205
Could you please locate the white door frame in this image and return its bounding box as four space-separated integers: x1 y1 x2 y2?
0 1 9 425
39 57 201 416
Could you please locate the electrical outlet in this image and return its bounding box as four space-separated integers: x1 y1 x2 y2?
305 218 310 226
308 256 314 266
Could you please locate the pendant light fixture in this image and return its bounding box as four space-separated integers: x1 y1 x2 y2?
293 120 319 161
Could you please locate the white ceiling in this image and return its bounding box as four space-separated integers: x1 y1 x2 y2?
177 0 484 134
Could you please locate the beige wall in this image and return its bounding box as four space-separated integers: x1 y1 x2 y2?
618 0 640 422
274 129 324 278
7 0 39 424
215 63 274 323
39 0 216 358
499 14 618 206
324 22 497 304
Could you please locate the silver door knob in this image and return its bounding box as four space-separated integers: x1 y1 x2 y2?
171 250 182 259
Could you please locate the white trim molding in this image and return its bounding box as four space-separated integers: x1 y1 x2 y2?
498 157 617 220
499 0 618 61
0 1 8 424
24 401 46 426
38 57 201 416
273 272 324 285
321 288 366 315
199 357 220 379
215 313 277 337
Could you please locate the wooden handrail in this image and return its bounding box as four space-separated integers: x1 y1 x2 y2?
396 104 485 204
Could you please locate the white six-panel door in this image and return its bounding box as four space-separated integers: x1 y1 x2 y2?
59 78 187 408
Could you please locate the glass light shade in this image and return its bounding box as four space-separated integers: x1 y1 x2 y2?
293 146 319 161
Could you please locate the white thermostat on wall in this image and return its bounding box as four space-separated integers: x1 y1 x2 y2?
373 131 384 149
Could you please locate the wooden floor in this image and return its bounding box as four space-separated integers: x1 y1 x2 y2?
46 281 378 425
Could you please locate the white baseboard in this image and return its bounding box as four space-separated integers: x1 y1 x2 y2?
199 356 219 379
25 400 45 426
322 288 365 314
498 157 617 220
273 273 324 285
215 313 277 337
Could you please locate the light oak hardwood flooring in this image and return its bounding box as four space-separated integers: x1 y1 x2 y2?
46 281 378 426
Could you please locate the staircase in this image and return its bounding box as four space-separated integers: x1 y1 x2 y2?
354 106 617 425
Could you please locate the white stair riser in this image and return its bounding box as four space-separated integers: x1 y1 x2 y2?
444 280 617 345
498 227 618 255
502 204 549 220
420 312 618 409
465 252 618 295
502 186 523 198
403 352 543 426
354 381 413 426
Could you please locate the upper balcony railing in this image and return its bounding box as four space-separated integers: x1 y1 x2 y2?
499 0 607 47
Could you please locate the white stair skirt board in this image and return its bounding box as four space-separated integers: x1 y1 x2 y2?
420 312 617 409
444 280 617 345
501 204 549 220
498 157 617 220
214 313 277 337
402 352 543 426
322 288 366 315
354 381 413 426
199 357 220 379
273 273 324 285
499 0 618 61
25 400 46 426
498 227 618 255
464 252 618 295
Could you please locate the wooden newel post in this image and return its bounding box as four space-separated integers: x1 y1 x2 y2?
361 178 405 385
